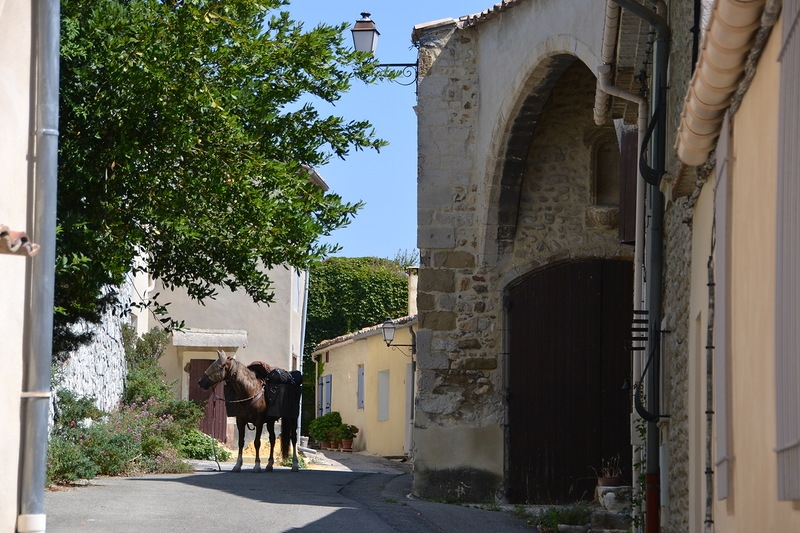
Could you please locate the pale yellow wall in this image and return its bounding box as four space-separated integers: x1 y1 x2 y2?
705 18 800 531
0 0 32 529
315 325 415 456
364 333 413 457
688 174 714 533
320 338 367 450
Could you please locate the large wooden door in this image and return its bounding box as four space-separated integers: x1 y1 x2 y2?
189 359 228 443
507 259 632 503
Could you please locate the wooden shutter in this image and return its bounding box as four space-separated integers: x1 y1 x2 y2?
775 0 800 501
618 127 638 244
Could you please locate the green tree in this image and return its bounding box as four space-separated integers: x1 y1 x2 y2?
301 256 409 432
304 256 409 356
55 0 388 356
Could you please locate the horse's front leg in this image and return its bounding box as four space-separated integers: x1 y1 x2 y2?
252 422 262 473
232 417 245 473
265 420 276 472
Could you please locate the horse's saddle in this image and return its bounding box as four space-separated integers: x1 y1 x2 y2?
247 361 274 381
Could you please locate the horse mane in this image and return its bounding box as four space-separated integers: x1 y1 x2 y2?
228 357 264 392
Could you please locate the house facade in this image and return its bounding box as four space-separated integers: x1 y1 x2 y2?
675 1 800 531
412 0 800 530
132 265 308 443
312 316 417 457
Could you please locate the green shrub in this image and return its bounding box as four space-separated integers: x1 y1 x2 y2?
530 502 594 532
308 411 342 442
46 436 99 485
177 428 232 461
47 390 201 483
47 327 208 484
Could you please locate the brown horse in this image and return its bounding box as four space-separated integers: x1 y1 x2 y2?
198 350 302 472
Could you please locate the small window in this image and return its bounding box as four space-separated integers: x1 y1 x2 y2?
595 138 621 206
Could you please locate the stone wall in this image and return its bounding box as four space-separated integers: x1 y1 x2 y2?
414 9 627 501
53 282 129 414
661 1 699 530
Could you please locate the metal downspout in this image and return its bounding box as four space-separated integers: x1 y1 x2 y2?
610 2 669 532
298 269 310 437
19 0 60 532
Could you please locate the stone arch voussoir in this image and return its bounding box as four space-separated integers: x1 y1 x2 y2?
482 36 600 265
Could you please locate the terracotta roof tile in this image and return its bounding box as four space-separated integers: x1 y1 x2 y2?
458 0 526 28
313 315 418 352
0 224 39 257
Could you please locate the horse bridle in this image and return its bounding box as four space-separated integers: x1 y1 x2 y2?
205 357 263 406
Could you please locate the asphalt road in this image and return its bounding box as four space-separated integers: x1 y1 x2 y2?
45 451 537 532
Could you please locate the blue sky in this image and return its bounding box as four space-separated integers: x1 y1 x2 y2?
285 1 495 261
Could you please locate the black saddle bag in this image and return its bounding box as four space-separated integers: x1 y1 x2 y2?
265 369 295 418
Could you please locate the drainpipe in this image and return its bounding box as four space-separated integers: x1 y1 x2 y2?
610 2 669 533
19 1 60 532
298 268 310 436
595 58 648 529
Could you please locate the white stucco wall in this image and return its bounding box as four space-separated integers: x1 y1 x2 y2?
140 266 306 399
0 0 32 529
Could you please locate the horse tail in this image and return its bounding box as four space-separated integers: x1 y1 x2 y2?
281 372 303 460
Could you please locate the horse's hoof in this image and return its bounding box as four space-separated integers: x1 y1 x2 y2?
265 465 273 472
232 467 242 473
292 466 299 472
253 466 261 473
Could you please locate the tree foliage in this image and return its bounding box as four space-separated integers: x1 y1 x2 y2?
55 0 388 355
304 256 409 357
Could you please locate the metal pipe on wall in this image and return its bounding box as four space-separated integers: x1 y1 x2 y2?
19 0 60 531
610 2 669 532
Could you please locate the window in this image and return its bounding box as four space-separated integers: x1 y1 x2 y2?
378 370 390 422
584 127 621 231
293 269 302 313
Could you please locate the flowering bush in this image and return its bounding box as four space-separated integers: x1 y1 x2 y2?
47 328 208 485
47 391 197 484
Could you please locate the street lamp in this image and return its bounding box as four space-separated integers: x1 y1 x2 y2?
381 318 416 355
351 12 418 88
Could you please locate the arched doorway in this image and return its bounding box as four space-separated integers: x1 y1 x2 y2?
507 258 632 503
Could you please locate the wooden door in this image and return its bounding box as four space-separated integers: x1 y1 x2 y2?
189 359 228 443
507 259 632 503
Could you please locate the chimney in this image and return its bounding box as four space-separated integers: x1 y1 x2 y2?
407 267 418 316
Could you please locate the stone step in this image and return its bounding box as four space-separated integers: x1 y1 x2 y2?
590 509 631 532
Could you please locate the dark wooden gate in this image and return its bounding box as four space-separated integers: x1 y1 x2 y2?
189 359 228 443
507 259 632 503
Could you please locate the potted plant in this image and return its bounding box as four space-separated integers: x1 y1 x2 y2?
593 455 623 487
308 411 342 450
339 424 358 451
326 425 342 450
